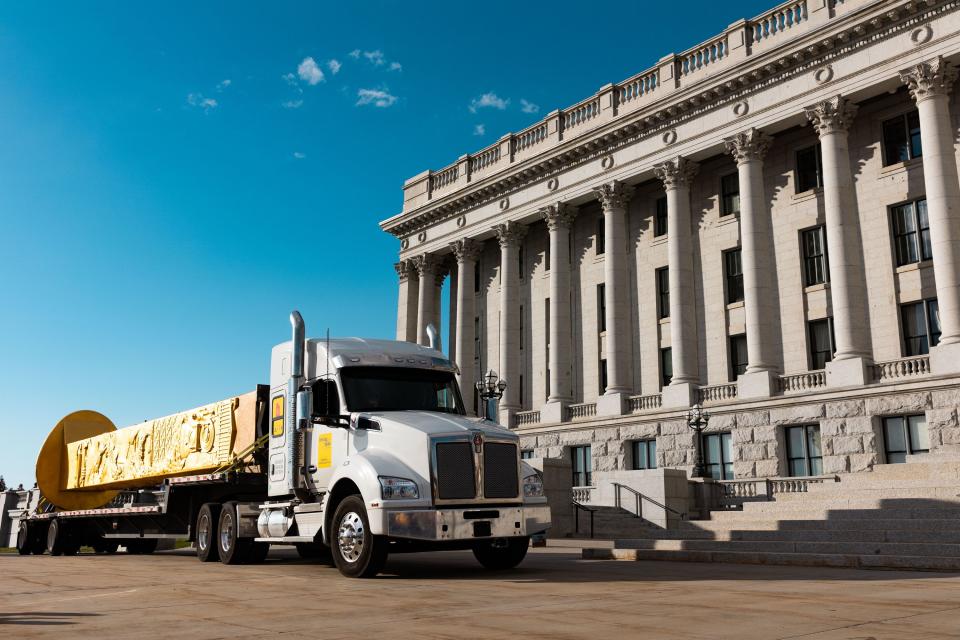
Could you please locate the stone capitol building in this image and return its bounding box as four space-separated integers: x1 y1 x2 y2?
380 0 960 490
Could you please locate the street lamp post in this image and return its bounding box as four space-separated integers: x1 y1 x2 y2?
475 369 507 421
686 403 710 479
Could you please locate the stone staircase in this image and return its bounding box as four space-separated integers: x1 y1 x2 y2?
582 458 960 571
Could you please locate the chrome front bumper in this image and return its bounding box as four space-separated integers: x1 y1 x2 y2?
383 504 551 541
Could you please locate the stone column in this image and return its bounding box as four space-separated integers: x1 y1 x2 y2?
432 261 447 340
594 182 634 416
804 96 872 386
451 238 482 415
448 262 458 363
413 253 443 347
724 128 778 398
540 204 577 423
495 221 528 426
900 57 960 374
394 260 419 343
654 157 700 408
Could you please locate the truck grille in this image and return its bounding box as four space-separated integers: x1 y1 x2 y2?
435 442 476 500
483 442 519 499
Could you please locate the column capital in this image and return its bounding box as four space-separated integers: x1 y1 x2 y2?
900 56 958 103
723 128 773 165
411 252 444 277
593 181 634 211
653 156 699 190
493 220 528 247
540 203 577 231
804 95 857 137
394 260 413 282
450 237 482 263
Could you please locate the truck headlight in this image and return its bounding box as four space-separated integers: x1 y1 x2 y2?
379 476 419 500
523 472 544 498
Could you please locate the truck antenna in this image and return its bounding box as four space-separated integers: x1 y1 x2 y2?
325 328 330 379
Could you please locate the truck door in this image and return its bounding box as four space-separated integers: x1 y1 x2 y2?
308 378 347 492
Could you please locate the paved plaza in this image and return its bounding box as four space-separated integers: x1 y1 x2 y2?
2 547 959 639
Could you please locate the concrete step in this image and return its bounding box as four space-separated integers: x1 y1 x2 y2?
614 527 960 544
805 477 954 491
683 517 960 532
775 486 960 503
610 538 960 557
736 500 960 517
868 461 960 481
581 548 960 571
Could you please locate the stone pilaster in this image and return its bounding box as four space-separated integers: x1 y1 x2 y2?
540 204 577 423
451 238 483 414
804 95 872 386
900 58 960 374
654 157 700 408
412 252 444 347
494 221 528 426
724 128 778 398
593 181 634 416
394 260 419 343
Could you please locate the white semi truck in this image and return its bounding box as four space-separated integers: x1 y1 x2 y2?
17 311 550 578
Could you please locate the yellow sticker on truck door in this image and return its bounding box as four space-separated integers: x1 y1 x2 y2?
317 433 332 468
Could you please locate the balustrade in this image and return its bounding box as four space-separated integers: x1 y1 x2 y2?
872 356 931 382
572 486 594 503
678 35 728 77
779 370 826 393
628 393 662 413
515 410 541 426
698 383 738 404
563 98 600 130
750 1 807 47
567 402 597 420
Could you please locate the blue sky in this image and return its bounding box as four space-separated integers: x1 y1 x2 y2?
0 1 774 488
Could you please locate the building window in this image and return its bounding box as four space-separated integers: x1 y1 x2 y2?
654 196 668 237
519 374 524 406
802 225 829 287
720 172 740 216
599 359 608 395
656 267 670 319
891 199 932 267
660 348 672 389
725 249 744 304
544 298 551 399
474 316 480 361
572 445 592 487
882 415 930 464
545 242 551 273
597 283 606 332
785 425 823 477
901 298 940 356
519 305 524 350
703 432 733 480
808 318 835 370
632 439 657 470
795 144 823 193
882 110 922 166
518 246 524 280
521 449 535 460
474 261 481 293
729 334 748 381
596 216 605 255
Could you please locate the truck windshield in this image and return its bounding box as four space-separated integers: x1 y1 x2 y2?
340 366 464 414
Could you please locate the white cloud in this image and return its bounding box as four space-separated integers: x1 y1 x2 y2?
328 59 342 75
293 151 306 159
520 99 539 114
216 79 232 92
363 50 385 66
297 57 325 85
349 49 361 59
186 93 218 112
389 61 402 72
469 92 508 114
473 124 486 136
282 99 304 109
356 88 397 108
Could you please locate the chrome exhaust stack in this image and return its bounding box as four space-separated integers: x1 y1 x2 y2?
426 323 441 352
287 311 308 496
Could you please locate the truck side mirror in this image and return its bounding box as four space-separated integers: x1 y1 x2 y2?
311 379 340 421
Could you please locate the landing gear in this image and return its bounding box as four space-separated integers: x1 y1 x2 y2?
330 495 388 578
473 537 530 570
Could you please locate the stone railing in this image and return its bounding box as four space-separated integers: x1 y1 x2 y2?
628 393 662 413
872 355 931 382
715 475 837 509
698 383 738 404
515 410 541 427
567 402 598 421
405 0 859 208
572 486 595 503
779 370 826 394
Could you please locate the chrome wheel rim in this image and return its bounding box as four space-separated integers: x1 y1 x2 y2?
337 512 365 563
220 511 234 553
198 514 210 552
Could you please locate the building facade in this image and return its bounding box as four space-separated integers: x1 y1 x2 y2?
380 0 960 483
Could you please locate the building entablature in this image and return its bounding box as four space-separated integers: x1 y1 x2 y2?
380 0 960 260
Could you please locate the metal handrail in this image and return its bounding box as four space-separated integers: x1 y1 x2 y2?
571 500 596 539
612 482 687 520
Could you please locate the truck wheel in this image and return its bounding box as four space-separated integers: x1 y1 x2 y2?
195 502 221 562
217 501 252 565
16 521 33 555
126 539 158 554
473 537 530 570
46 519 65 556
296 542 333 564
330 495 387 578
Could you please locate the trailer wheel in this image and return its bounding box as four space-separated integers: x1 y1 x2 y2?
195 502 221 562
330 495 387 578
217 501 252 565
16 521 33 555
46 519 65 556
472 536 530 570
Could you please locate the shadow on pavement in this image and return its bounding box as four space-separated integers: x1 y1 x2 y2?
0 612 100 626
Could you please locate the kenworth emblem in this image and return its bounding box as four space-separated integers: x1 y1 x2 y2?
472 431 483 452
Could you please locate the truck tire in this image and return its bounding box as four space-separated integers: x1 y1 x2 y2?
126 539 158 554
296 542 333 564
330 495 388 578
217 501 254 565
16 521 33 555
195 502 221 562
46 518 65 556
473 537 530 570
